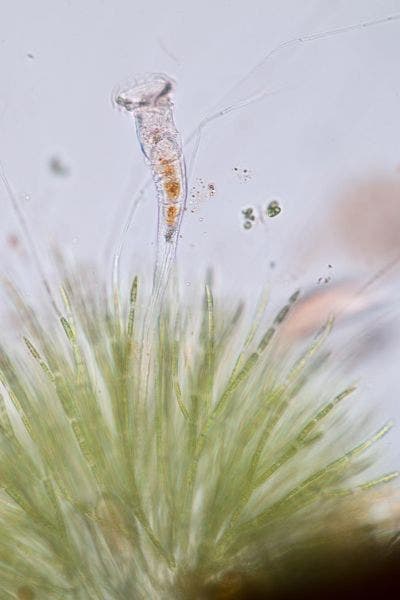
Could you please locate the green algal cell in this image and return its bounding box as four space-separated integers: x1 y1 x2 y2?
267 200 281 218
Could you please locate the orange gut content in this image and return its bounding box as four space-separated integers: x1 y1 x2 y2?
164 180 181 200
159 159 181 201
166 204 180 226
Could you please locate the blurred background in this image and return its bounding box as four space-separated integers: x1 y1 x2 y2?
1 0 400 460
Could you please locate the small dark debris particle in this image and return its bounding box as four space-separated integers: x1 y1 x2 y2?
241 207 257 229
242 207 255 219
317 276 331 285
328 264 333 269
49 156 70 176
270 260 276 269
27 53 34 59
266 200 281 218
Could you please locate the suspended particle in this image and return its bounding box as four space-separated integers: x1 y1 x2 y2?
241 207 256 221
317 276 332 285
266 200 281 218
241 206 257 230
49 156 70 177
27 53 35 59
189 177 210 212
208 182 216 197
233 167 252 183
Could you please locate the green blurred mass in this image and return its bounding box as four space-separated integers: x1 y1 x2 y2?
0 273 397 599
